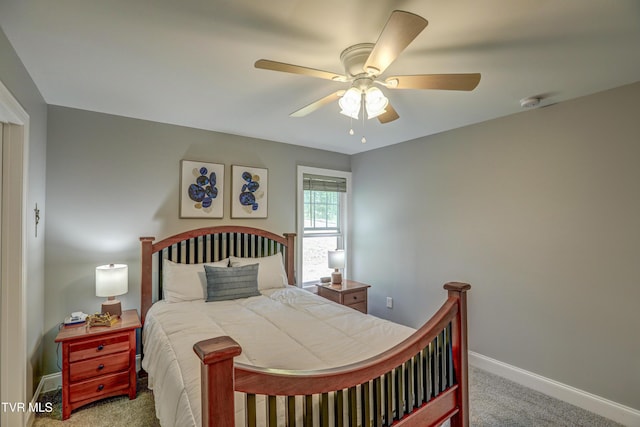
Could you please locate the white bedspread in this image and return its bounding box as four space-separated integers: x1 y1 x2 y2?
142 286 414 427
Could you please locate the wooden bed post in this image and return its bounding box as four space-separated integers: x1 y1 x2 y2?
283 232 296 285
444 282 471 427
193 337 242 427
140 236 155 325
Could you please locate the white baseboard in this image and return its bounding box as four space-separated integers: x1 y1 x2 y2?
469 351 640 427
39 372 62 394
26 371 62 426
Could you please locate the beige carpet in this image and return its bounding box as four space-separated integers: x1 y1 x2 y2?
33 376 159 427
34 367 623 426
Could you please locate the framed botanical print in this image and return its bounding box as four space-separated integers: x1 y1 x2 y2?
231 165 268 218
180 160 224 218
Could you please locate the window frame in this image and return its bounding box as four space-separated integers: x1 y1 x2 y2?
296 166 352 288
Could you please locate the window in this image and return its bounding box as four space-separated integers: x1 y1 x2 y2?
297 167 351 286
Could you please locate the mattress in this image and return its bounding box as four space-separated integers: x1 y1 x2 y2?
142 286 414 427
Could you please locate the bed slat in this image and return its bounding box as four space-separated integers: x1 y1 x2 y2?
372 377 382 427
334 389 344 427
394 365 403 420
320 392 330 427
266 395 277 427
408 362 415 415
347 386 357 426
304 394 313 426
286 396 296 427
413 354 421 408
245 394 256 427
384 371 392 426
360 382 370 427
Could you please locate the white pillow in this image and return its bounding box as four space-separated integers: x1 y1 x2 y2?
163 258 229 302
229 253 288 290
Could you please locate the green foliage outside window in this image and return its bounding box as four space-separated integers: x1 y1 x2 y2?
304 190 340 232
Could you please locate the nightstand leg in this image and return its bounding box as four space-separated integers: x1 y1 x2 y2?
61 343 71 420
128 332 137 399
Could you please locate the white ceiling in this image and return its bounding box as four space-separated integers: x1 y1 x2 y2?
1 0 639 155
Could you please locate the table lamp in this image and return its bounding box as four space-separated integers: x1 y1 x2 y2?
95 263 128 317
328 250 345 285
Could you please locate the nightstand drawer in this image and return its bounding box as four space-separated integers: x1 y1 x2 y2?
69 332 130 362
69 371 130 403
317 287 340 304
345 290 366 305
348 301 367 314
70 352 130 382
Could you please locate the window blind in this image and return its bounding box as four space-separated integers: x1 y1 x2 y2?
303 174 347 193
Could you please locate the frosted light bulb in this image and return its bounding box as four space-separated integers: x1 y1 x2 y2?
361 136 366 143
349 128 354 135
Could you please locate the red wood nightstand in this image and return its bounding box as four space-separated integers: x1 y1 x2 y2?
54 309 141 420
316 280 371 313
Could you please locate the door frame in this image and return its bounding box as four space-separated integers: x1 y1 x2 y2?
0 79 29 427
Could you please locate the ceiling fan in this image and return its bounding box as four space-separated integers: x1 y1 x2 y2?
255 10 481 124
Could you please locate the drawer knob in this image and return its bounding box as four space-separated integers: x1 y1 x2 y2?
353 296 357 300
97 364 105 370
97 344 105 351
97 384 104 391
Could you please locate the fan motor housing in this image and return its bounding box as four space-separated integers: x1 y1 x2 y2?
340 43 375 77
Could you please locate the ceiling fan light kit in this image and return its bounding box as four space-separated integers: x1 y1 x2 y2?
255 10 481 139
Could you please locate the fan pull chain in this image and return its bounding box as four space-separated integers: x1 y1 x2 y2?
361 106 367 143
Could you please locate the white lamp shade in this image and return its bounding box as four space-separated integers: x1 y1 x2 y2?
327 250 345 269
365 87 388 119
339 88 361 119
96 264 128 297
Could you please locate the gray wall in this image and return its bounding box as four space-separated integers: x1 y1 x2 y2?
43 106 350 374
0 27 47 397
351 82 640 410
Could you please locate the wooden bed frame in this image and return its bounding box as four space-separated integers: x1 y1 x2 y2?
140 226 470 427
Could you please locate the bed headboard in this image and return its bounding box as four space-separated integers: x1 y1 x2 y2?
139 226 296 324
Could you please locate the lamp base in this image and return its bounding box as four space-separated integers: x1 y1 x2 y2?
331 270 342 285
101 299 122 318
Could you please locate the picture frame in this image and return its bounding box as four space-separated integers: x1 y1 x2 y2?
180 160 225 218
231 165 268 218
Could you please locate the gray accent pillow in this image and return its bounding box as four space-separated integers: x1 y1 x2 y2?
204 264 261 302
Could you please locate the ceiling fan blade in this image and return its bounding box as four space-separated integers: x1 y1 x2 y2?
385 73 481 91
364 10 428 75
255 59 347 82
377 102 399 124
290 90 346 117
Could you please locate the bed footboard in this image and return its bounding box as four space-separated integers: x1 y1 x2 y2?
194 282 470 427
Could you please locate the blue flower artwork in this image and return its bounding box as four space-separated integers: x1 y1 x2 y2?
232 165 267 218
180 161 224 218
239 171 260 211
188 166 218 209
